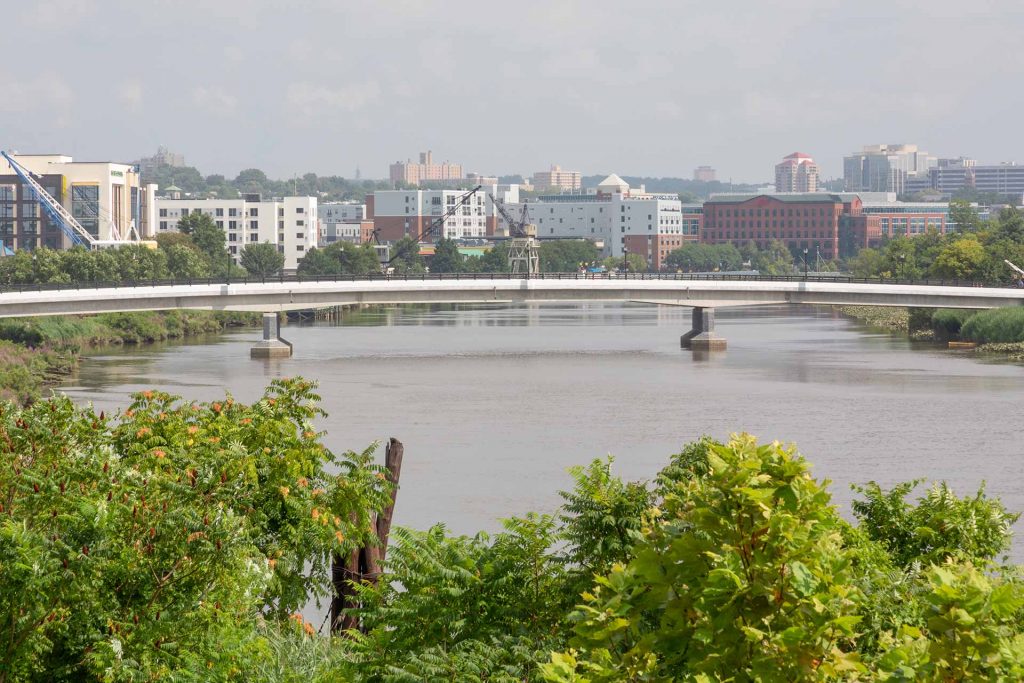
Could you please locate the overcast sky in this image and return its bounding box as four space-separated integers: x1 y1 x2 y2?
4 0 1022 183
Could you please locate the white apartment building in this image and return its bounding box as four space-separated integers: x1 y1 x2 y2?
155 194 317 270
497 175 692 267
320 202 366 244
0 153 157 251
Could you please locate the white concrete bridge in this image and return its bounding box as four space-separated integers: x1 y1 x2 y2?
0 274 1020 354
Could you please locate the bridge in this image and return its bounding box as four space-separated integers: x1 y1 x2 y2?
1 273 1021 355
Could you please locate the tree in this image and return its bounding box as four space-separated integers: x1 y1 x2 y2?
387 236 426 274
430 238 464 273
929 236 986 280
601 252 647 272
240 242 285 278
296 242 380 276
175 212 209 237
848 247 885 278
752 238 796 275
539 240 600 272
477 245 509 273
111 244 170 281
164 243 213 279
949 199 982 233
545 436 865 681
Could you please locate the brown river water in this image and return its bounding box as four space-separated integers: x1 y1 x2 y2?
59 303 1024 563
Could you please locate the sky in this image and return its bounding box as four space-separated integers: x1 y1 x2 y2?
3 0 1023 183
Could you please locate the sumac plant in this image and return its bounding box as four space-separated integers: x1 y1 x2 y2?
0 378 392 681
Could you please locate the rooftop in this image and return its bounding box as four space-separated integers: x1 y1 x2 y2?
706 193 847 204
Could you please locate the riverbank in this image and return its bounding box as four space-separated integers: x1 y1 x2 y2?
837 305 1024 361
0 310 259 403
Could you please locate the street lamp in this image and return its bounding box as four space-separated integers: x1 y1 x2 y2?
622 249 628 276
898 253 907 280
802 247 809 279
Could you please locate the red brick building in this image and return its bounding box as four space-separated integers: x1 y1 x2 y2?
701 194 879 259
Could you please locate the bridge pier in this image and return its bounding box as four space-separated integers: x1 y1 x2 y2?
680 307 726 352
250 313 293 359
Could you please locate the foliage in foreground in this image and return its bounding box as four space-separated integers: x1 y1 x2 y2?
1 382 1022 681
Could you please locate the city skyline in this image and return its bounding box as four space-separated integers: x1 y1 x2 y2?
3 1 1023 182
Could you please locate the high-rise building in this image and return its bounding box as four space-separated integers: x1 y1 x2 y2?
693 166 716 182
137 146 185 178
774 153 819 193
388 150 463 186
531 165 582 192
0 153 157 251
843 144 936 194
155 194 317 270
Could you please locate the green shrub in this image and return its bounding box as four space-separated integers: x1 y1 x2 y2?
960 306 1024 343
930 309 975 340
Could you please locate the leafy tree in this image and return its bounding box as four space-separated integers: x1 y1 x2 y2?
429 238 464 273
545 435 865 681
663 242 743 272
851 480 1018 568
240 242 285 278
297 242 380 276
175 212 209 237
386 236 426 274
602 252 647 272
539 240 600 272
164 243 212 279
949 199 982 233
753 238 796 275
477 244 509 273
111 244 170 281
929 236 986 280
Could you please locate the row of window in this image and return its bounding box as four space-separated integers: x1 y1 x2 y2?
716 206 835 218
159 206 309 218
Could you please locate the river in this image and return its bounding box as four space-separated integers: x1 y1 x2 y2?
59 303 1024 562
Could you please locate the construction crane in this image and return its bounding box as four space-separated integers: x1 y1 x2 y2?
380 185 483 269
488 192 539 274
1 151 150 250
1005 259 1024 286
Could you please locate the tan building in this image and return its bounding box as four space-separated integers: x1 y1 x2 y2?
693 166 716 182
531 165 581 192
389 150 463 186
0 153 157 251
774 152 819 193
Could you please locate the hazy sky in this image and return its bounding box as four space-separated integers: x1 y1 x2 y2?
4 0 1022 182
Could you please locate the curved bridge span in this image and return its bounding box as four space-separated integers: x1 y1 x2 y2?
0 274 1022 319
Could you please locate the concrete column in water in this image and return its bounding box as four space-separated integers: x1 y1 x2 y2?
250 312 293 358
680 306 726 351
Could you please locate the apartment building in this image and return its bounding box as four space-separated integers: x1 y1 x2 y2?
388 150 463 186
531 165 582 192
774 152 819 193
320 202 368 244
0 153 157 252
155 194 317 270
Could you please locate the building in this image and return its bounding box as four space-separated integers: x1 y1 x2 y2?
858 199 950 237
388 150 463 186
136 146 185 177
0 153 157 252
366 185 517 243
531 165 582 192
693 166 716 182
843 144 936 194
154 194 317 270
320 202 368 244
774 153 819 193
927 159 1024 198
499 175 696 270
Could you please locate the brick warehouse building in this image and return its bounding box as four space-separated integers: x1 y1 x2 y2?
702 194 880 259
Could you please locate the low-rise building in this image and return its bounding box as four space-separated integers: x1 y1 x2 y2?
320 202 367 244
0 153 157 251
499 175 696 270
367 186 511 242
155 194 317 270
693 166 716 182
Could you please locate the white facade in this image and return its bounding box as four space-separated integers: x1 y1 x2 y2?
320 202 366 244
498 177 685 258
155 195 317 270
0 153 156 250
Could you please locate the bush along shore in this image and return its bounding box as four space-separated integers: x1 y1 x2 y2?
839 305 1024 360
0 310 259 403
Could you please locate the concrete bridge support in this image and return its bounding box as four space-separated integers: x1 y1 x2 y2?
680 307 726 351
251 312 293 358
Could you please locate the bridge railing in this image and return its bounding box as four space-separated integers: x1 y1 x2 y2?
0 271 1009 294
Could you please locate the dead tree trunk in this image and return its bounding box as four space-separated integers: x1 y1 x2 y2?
330 437 404 633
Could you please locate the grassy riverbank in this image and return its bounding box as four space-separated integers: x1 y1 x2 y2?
836 305 910 332
0 310 259 403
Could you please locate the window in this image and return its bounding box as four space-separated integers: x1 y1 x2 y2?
249 208 259 217
159 220 167 230
278 220 284 229
159 208 167 217
296 207 304 214
228 208 237 217
250 220 258 229
216 220 224 228
297 245 304 251
250 233 259 242
296 233 304 239
216 208 224 217
228 234 237 242
229 221 237 229
278 208 284 217
297 220 304 226
181 208 190 217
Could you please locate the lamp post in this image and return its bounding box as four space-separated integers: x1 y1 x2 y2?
802 247 809 279
622 248 628 276
898 253 906 280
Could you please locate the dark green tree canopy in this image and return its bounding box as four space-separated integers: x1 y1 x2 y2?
239 242 285 278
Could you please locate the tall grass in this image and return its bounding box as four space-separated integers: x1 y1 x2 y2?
959 307 1024 343
930 309 975 340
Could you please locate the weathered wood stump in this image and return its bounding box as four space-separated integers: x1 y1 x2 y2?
330 437 403 633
